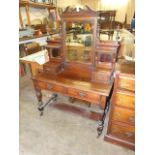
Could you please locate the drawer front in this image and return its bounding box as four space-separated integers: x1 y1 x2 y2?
118 76 135 91
109 123 135 143
111 106 135 125
67 88 100 103
52 84 66 93
34 81 66 94
113 92 135 109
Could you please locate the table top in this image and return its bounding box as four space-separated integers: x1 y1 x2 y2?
33 72 113 96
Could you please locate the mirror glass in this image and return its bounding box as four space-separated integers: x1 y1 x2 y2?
65 21 93 63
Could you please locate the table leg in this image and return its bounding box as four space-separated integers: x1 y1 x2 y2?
97 97 109 137
35 87 58 116
35 88 44 116
97 84 114 137
35 88 43 107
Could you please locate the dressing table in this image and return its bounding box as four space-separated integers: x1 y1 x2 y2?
32 6 119 136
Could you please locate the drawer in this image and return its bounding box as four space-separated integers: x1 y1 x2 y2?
113 92 135 109
34 81 66 94
52 84 66 93
109 123 135 143
117 75 135 91
67 88 100 103
111 106 135 125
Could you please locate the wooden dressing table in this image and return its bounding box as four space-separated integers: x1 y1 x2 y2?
32 6 119 136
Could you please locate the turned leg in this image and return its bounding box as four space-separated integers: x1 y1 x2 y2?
35 88 43 107
97 96 109 137
35 88 44 116
35 89 58 116
97 85 114 137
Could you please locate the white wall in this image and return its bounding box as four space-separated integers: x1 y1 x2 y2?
126 0 135 24
81 0 100 10
57 0 80 10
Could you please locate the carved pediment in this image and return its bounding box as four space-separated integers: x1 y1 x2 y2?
61 5 98 18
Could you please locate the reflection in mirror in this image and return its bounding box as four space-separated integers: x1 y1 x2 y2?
65 21 93 63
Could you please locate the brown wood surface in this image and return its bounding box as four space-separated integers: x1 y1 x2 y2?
111 106 135 125
33 72 112 96
104 135 135 150
43 61 64 75
112 91 135 109
108 121 135 143
117 74 135 91
91 68 114 84
104 60 135 150
116 59 135 75
61 62 93 81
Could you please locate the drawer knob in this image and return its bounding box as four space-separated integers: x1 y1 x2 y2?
125 131 134 137
79 92 86 97
129 116 135 123
47 84 53 89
